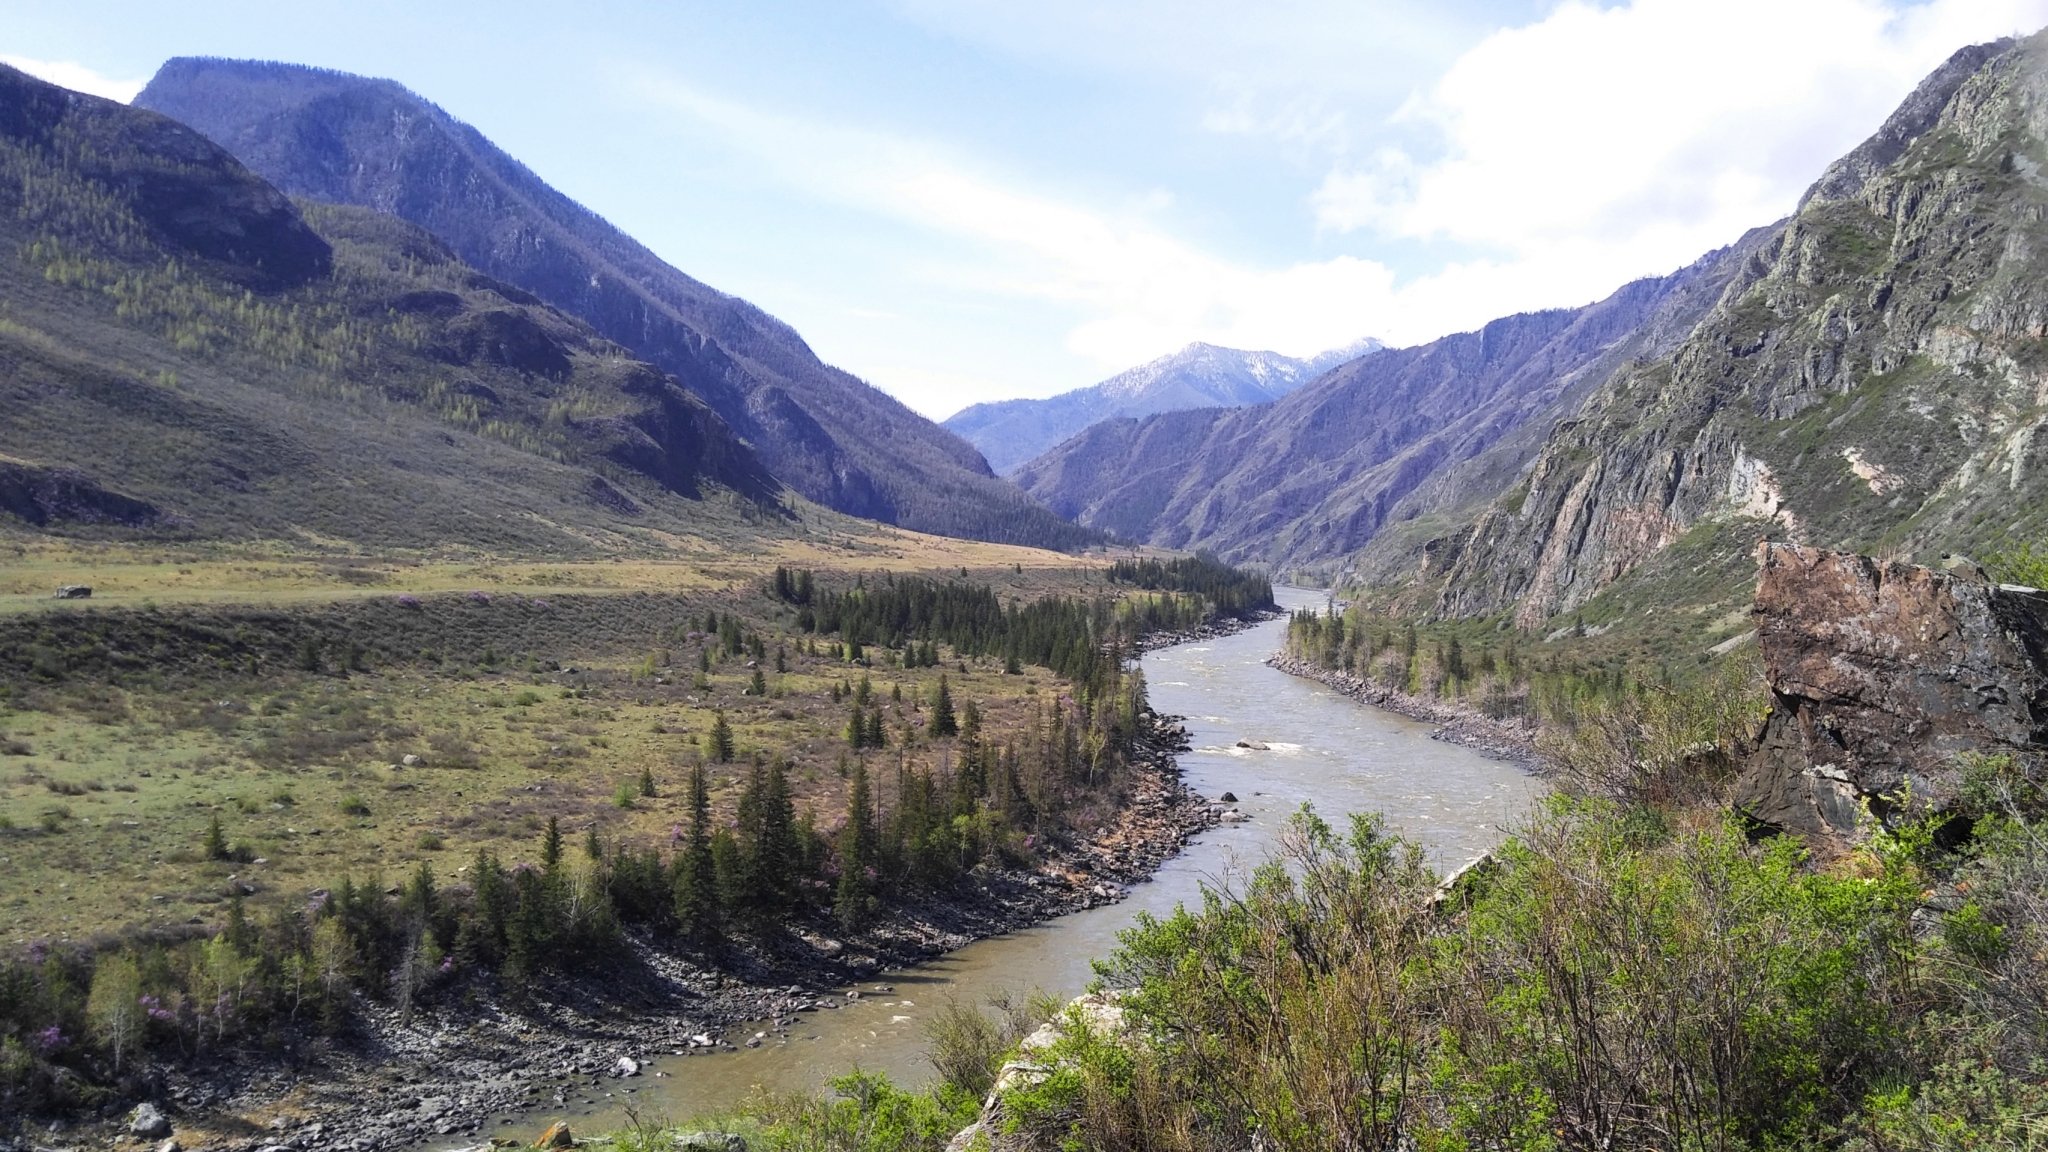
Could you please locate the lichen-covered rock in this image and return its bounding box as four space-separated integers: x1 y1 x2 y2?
533 1120 574 1148
1733 543 2048 837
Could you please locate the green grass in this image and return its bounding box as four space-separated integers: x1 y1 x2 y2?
0 562 1115 947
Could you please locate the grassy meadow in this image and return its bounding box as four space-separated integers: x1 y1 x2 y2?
0 527 1128 949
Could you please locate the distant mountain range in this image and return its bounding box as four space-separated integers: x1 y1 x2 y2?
945 338 1381 474
1016 33 2048 630
134 57 1096 551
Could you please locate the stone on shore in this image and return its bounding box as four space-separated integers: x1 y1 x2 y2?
130 1102 172 1138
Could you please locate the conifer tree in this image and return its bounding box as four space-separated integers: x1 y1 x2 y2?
707 710 735 763
673 763 717 938
930 674 958 738
541 816 563 871
836 758 876 933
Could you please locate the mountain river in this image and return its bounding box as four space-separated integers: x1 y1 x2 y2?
432 586 1544 1141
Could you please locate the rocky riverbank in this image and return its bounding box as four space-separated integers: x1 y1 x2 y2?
1132 608 1284 655
20 713 1216 1152
1264 654 1543 767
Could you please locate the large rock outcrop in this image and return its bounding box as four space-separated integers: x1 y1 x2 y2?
1734 544 2048 838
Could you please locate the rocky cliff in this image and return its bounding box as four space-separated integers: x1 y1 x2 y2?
1735 543 2048 838
1436 36 2048 627
136 58 1097 550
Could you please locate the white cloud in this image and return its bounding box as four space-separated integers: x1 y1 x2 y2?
1 55 147 103
1314 0 2048 271
629 0 2048 413
633 73 1396 374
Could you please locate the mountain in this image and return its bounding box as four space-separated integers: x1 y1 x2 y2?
0 61 791 553
134 57 1096 551
1432 34 2048 628
944 338 1382 474
1014 244 1758 573
1018 32 2048 632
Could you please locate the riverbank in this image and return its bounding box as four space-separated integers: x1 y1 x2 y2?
1263 654 1543 767
51 706 1218 1152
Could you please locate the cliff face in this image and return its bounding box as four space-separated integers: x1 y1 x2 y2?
1735 544 2048 838
1016 243 1755 572
136 58 1097 550
1438 36 2048 626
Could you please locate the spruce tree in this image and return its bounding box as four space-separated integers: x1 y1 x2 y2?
541 816 563 871
639 764 657 798
835 758 876 933
749 667 767 696
203 813 230 861
673 764 717 938
930 674 958 738
707 710 735 763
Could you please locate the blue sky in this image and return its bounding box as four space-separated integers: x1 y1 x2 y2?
8 0 2047 418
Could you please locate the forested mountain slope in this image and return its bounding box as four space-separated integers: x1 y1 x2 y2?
136 57 1096 550
0 62 788 553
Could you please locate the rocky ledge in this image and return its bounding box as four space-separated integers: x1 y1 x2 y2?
1263 655 1542 766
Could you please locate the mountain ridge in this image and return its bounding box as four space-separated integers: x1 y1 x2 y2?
0 61 795 554
135 56 1098 551
1430 34 2047 628
1013 241 1759 574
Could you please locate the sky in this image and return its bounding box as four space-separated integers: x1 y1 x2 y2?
7 0 2048 420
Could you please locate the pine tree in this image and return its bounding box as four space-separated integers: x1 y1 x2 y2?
707 710 735 762
640 764 657 798
204 813 230 860
930 674 958 738
835 758 876 933
865 708 887 749
673 764 717 938
541 816 563 871
749 667 767 696
847 705 867 749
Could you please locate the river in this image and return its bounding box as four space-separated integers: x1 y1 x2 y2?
445 587 1544 1137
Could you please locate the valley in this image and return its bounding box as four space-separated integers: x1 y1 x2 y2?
1 14 2047 1152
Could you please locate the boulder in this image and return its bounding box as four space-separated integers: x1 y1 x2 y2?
534 1120 574 1148
130 1102 172 1138
54 584 92 600
1218 791 1238 802
1734 544 2048 839
613 1056 639 1077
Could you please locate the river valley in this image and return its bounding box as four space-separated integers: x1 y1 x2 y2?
429 587 1545 1143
